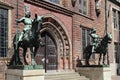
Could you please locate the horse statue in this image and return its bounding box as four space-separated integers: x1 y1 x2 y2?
84 33 112 65
9 14 43 65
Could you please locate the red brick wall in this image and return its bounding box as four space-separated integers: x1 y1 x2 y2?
6 0 24 40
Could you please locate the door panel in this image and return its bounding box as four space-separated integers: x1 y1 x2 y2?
36 32 57 72
46 35 57 70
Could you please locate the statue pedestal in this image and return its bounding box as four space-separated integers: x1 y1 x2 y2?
6 69 45 80
76 66 111 80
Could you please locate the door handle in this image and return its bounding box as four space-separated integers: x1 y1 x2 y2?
46 59 49 63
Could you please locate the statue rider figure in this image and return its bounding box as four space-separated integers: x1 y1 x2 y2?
89 28 99 53
17 6 33 42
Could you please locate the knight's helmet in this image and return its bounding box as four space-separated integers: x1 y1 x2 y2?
25 6 31 17
91 28 96 33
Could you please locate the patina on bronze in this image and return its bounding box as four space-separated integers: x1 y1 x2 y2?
84 28 112 65
9 6 44 69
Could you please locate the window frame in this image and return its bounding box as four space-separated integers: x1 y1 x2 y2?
114 43 119 63
112 8 120 30
0 3 13 57
0 7 8 57
112 9 117 29
78 0 88 15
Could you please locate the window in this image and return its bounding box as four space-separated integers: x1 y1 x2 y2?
0 7 8 57
113 9 117 29
114 43 119 63
79 0 87 15
81 27 95 59
112 9 120 30
48 0 60 4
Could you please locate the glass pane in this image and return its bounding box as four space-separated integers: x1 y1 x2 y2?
79 0 87 15
82 28 86 59
112 9 117 29
114 43 119 63
0 7 8 57
118 12 120 30
55 0 59 4
83 0 87 15
87 30 90 45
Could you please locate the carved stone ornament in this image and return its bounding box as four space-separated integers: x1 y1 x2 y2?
71 0 77 7
95 0 101 16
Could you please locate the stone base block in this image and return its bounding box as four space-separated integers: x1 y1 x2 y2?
76 67 111 80
6 69 45 80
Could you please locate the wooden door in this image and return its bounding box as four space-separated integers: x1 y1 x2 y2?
36 32 57 72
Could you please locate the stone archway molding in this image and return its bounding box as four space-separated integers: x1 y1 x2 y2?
40 14 72 70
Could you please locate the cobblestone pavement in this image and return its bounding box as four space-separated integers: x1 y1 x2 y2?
112 76 120 80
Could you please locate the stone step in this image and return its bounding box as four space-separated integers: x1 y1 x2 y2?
45 71 90 80
45 77 89 80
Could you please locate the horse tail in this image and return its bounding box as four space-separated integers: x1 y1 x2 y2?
84 45 92 65
9 33 20 65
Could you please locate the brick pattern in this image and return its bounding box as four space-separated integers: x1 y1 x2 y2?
10 0 24 39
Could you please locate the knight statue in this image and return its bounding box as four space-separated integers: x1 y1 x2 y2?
17 6 33 42
89 28 99 53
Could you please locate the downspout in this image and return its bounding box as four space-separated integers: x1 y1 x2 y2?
105 0 108 34
105 0 110 65
14 0 19 65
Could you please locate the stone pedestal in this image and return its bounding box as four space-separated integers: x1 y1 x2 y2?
76 66 111 80
5 69 45 80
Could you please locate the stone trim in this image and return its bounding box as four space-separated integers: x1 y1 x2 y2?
24 0 94 20
0 1 13 9
24 0 73 16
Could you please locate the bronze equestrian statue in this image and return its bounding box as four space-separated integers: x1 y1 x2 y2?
9 6 44 66
84 28 112 65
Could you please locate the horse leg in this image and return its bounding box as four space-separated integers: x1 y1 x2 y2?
85 52 89 65
86 52 92 65
15 44 21 65
30 46 36 65
107 52 109 65
103 53 106 65
10 49 20 65
23 48 28 65
88 52 92 65
98 54 102 65
34 45 39 57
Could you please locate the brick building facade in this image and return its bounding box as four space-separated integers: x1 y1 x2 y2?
0 0 119 79
107 0 120 75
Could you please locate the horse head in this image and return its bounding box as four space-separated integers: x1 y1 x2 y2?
105 32 112 44
32 14 44 34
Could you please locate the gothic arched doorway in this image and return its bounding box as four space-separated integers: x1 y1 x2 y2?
35 15 72 72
